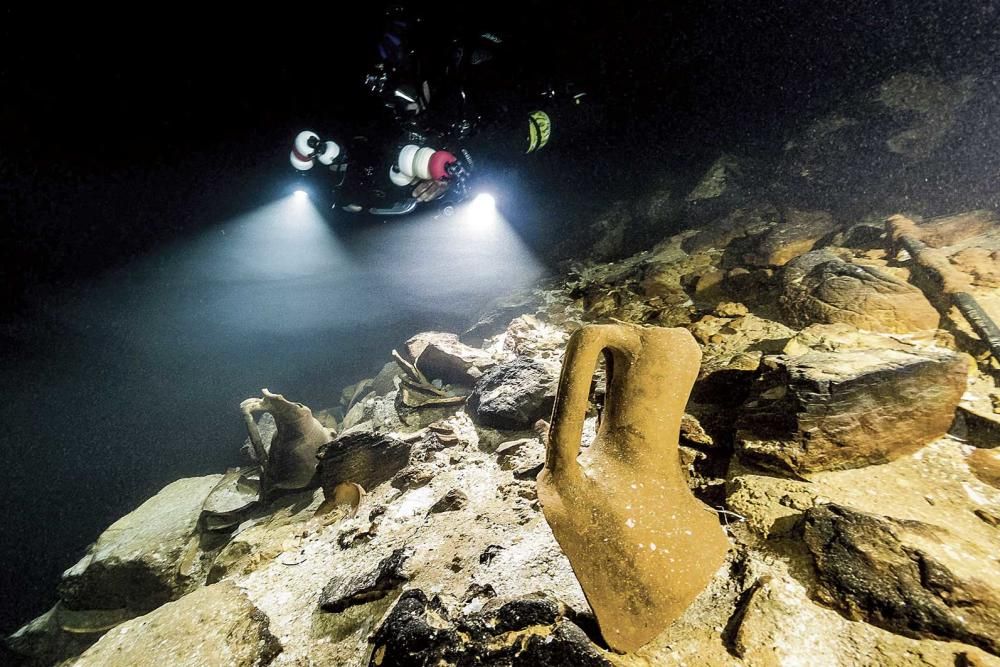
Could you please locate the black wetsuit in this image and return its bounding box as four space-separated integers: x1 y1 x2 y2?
333 16 596 211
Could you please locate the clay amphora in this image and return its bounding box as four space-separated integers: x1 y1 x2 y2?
537 323 729 653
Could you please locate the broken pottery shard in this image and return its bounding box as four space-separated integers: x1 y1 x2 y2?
315 482 365 518
537 323 729 653
736 347 967 473
240 388 336 492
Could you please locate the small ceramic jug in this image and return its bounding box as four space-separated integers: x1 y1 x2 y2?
537 323 729 653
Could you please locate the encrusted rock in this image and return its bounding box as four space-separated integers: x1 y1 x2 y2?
467 357 557 430
368 590 611 666
316 430 411 494
58 475 223 613
779 250 940 333
969 449 1000 489
736 347 967 473
405 332 495 385
73 582 282 667
802 504 1000 656
341 391 403 432
428 489 468 514
731 208 839 267
319 548 411 613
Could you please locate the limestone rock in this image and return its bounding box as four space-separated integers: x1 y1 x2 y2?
341 391 403 433
368 590 611 666
969 449 1000 489
687 154 742 201
319 548 411 613
5 603 127 667
428 489 468 514
73 582 282 667
467 357 557 430
736 347 967 473
779 250 941 333
681 204 780 254
802 504 1000 656
405 332 494 386
734 208 840 267
316 430 412 494
59 475 223 613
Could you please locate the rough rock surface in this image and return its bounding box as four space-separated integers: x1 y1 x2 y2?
73 582 282 667
728 208 840 268
368 590 611 667
317 430 412 493
736 345 968 473
467 357 557 430
780 250 941 333
58 475 223 613
802 504 1000 655
405 332 496 385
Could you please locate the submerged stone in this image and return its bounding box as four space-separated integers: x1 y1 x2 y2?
737 347 967 473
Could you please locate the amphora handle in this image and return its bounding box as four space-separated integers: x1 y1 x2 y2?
546 324 640 475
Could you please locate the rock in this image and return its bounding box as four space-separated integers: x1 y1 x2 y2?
687 154 742 201
463 290 545 344
368 590 611 666
319 548 411 613
713 302 749 318
4 603 130 666
681 204 780 254
316 430 412 494
428 489 468 514
736 346 967 473
913 210 998 248
341 391 403 433
725 465 819 538
955 404 1000 449
58 475 222 613
389 464 435 491
802 504 1000 656
200 467 261 532
721 559 1000 667
495 437 546 476
726 208 839 268
779 250 941 333
840 221 886 249
969 449 1000 489
405 332 494 386
467 357 557 430
374 360 402 391
952 248 1000 288
877 73 976 159
73 582 282 667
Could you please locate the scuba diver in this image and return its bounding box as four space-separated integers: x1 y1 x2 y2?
288 6 593 216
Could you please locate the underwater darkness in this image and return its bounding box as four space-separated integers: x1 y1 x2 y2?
2 1 999 635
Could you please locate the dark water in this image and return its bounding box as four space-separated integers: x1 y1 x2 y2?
0 197 544 633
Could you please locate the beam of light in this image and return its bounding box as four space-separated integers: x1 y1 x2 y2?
363 196 545 318
293 189 309 200
465 193 497 227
